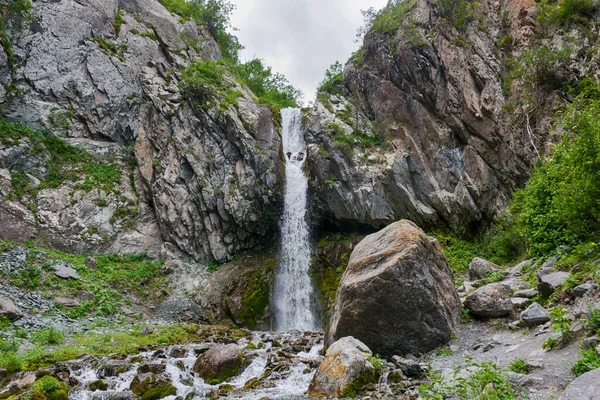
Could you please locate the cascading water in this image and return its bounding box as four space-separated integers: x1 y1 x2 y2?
272 108 319 332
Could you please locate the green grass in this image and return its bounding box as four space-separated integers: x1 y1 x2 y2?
0 241 167 319
0 323 248 373
0 117 124 200
572 347 600 376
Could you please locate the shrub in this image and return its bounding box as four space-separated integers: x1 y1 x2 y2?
543 306 572 350
509 92 600 256
317 61 344 96
584 307 600 334
32 327 65 346
368 354 385 373
508 359 532 374
537 0 597 26
357 0 419 38
572 347 600 376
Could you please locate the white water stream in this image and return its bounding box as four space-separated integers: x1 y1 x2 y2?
271 108 319 332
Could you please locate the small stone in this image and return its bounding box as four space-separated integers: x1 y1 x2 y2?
464 283 513 317
571 283 594 298
583 336 599 349
51 262 81 280
509 259 536 277
53 297 80 308
520 303 550 327
392 356 425 378
469 258 499 281
513 288 539 299
537 269 569 296
541 256 559 270
85 256 98 269
511 297 529 309
0 297 23 320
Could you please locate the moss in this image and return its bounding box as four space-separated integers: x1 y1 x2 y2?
31 376 68 400
236 253 279 329
88 380 108 391
139 386 176 400
341 368 377 398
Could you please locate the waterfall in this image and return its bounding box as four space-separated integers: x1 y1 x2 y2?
272 108 319 332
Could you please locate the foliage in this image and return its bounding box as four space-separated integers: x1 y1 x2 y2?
584 307 600 334
31 327 65 346
113 9 125 36
436 346 453 356
159 0 242 62
357 0 418 38
317 61 344 96
368 354 385 372
480 212 527 266
429 232 483 277
508 89 600 256
432 0 478 32
482 270 505 285
572 347 600 376
537 0 597 27
508 359 533 374
543 306 572 349
419 357 528 399
232 58 301 108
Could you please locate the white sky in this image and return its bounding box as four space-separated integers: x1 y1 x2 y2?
229 0 388 103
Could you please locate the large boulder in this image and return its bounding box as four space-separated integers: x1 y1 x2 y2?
469 258 499 280
308 337 377 398
325 220 461 357
560 368 600 400
464 283 513 317
193 344 243 384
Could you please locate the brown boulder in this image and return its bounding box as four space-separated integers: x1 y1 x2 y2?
193 344 243 385
325 220 461 357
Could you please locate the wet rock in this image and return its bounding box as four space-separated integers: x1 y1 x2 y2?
0 297 23 320
571 283 595 298
193 344 243 384
51 262 81 280
6 374 36 390
89 380 109 391
464 283 513 317
469 258 499 280
560 368 600 399
308 337 377 398
169 348 187 358
325 220 460 357
520 303 550 327
513 288 539 298
98 360 132 378
391 356 426 378
130 373 176 400
137 363 167 374
537 268 570 296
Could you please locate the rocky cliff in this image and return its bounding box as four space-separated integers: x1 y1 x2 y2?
0 0 284 263
305 0 597 234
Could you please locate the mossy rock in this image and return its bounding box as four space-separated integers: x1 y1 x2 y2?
9 391 47 400
31 377 68 400
193 344 243 384
88 380 109 391
130 373 176 400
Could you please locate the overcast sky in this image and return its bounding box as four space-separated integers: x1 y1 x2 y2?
229 0 388 103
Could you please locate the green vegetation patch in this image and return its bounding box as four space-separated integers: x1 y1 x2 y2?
0 117 123 199
537 0 597 27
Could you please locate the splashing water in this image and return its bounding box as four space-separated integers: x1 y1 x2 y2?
272 108 319 332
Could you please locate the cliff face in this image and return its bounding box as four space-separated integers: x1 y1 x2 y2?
305 0 567 233
0 0 284 262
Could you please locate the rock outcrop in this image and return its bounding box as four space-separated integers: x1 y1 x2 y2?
0 0 284 263
325 220 460 357
308 336 377 398
304 0 557 233
560 368 600 400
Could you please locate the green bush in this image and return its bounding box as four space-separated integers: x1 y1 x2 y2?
432 0 477 31
537 0 597 26
159 0 241 62
32 327 65 346
508 359 532 374
509 91 600 256
584 307 600 334
573 347 600 376
317 61 344 96
359 0 418 37
543 306 572 350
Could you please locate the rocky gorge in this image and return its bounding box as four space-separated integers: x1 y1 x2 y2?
1 0 600 399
